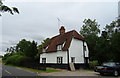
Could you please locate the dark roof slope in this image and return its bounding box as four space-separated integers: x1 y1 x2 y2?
42 30 84 53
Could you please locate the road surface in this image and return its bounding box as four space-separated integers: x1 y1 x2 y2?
0 65 2 78
1 65 120 78
2 65 39 77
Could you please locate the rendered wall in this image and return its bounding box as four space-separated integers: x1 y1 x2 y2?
69 38 89 63
40 51 67 64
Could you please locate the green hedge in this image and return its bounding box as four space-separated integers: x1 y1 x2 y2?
5 54 25 66
3 52 36 66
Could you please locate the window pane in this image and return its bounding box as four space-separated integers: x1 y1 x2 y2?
57 57 63 64
42 58 46 63
71 57 75 63
84 46 86 51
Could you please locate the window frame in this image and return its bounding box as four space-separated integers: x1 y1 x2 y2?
57 57 63 64
71 57 75 63
84 45 87 51
57 45 63 51
42 58 46 64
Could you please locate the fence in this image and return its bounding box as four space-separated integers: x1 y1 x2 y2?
21 60 46 71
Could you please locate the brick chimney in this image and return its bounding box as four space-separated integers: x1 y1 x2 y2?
59 26 65 35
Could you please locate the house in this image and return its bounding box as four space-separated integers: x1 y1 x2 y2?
39 26 89 70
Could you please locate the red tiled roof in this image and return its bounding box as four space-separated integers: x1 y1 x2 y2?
42 30 85 53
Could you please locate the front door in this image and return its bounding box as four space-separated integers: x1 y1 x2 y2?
71 57 75 63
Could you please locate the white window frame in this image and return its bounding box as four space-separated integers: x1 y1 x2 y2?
43 48 46 52
57 57 63 64
42 58 46 64
57 45 62 51
84 46 86 51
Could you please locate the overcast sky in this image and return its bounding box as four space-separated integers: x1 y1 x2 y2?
0 1 119 52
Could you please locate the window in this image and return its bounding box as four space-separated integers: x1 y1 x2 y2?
57 45 62 51
42 58 46 64
103 62 116 66
116 63 120 66
57 57 63 64
71 57 75 63
43 48 46 52
42 46 49 52
84 46 86 51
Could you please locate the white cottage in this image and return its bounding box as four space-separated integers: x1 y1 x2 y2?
40 26 89 70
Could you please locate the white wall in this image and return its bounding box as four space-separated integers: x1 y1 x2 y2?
69 38 84 63
40 51 68 64
84 42 89 57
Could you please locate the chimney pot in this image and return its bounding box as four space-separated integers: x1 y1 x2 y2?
59 26 65 35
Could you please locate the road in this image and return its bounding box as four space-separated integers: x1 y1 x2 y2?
2 65 39 77
1 65 120 78
0 65 2 78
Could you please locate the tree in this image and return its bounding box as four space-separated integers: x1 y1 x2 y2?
80 19 100 37
95 20 120 64
38 38 50 50
16 39 31 53
16 39 38 58
25 41 38 57
95 35 111 64
5 46 16 53
0 0 19 16
111 32 120 62
104 20 119 37
80 19 120 64
80 19 100 61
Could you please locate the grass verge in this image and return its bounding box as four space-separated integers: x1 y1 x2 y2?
6 64 61 73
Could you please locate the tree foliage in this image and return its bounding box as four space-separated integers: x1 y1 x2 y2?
104 21 117 37
111 32 120 62
0 0 19 16
38 38 50 50
6 39 38 58
16 39 38 58
80 19 100 37
80 18 120 64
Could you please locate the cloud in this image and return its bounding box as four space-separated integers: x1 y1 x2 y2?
2 2 118 51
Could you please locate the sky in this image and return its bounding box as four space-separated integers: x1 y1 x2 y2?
0 0 119 53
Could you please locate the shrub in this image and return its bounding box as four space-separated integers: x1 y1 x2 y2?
5 53 27 66
34 53 40 61
2 53 11 62
89 60 98 69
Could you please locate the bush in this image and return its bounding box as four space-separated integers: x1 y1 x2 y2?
5 54 24 66
34 53 40 61
89 60 98 69
2 53 11 62
3 52 36 66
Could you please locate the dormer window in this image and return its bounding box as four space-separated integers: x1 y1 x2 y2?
43 48 46 52
63 41 66 47
84 46 86 51
42 46 49 52
57 45 62 51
